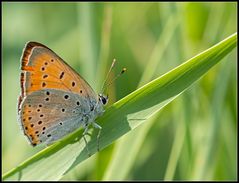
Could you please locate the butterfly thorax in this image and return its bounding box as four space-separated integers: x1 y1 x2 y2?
84 96 105 125
81 93 108 126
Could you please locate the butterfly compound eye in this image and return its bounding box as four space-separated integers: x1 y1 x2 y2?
102 97 107 105
99 94 108 105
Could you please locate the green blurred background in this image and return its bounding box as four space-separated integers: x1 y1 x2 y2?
2 2 237 180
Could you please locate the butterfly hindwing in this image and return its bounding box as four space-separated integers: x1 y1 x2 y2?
19 89 94 146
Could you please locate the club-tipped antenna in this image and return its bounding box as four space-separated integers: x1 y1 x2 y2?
101 59 126 94
102 67 126 94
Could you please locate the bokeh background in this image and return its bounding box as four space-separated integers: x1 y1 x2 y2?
2 2 237 180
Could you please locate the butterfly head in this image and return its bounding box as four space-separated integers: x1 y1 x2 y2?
98 94 108 105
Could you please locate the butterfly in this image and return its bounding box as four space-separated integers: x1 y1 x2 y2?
17 41 123 154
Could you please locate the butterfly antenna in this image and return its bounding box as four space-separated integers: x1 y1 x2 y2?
101 58 117 93
102 67 127 95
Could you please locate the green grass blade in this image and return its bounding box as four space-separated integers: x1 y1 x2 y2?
2 33 237 180
77 3 97 86
192 58 234 179
95 4 113 90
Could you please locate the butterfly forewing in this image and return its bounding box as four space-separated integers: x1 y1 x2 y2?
20 42 96 99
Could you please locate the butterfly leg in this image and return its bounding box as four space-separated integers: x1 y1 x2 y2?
82 126 91 157
92 122 102 152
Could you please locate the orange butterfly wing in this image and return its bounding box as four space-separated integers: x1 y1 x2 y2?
19 42 96 100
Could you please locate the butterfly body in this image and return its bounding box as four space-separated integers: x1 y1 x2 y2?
18 42 106 147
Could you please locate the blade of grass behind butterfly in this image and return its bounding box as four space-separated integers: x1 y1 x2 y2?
201 3 225 47
191 54 235 179
95 4 113 91
103 6 180 180
77 3 97 87
2 33 237 181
